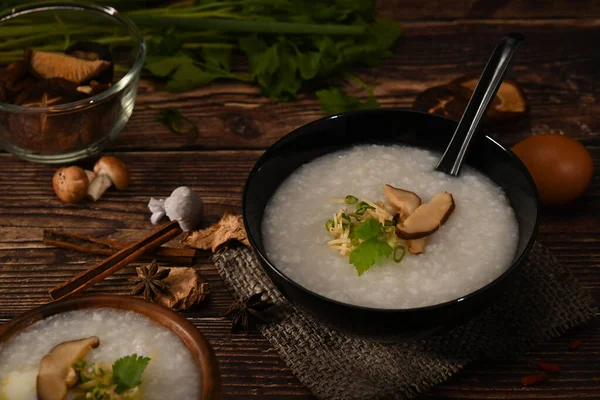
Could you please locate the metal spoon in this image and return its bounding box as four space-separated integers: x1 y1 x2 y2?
435 33 524 176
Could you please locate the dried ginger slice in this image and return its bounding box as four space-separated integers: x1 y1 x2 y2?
183 213 249 252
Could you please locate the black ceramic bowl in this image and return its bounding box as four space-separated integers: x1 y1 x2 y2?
243 109 539 334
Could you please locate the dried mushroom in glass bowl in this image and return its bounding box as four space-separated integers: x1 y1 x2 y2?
0 3 146 164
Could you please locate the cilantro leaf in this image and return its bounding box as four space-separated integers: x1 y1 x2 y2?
112 354 151 393
156 107 199 142
316 86 379 115
349 238 392 275
351 219 382 241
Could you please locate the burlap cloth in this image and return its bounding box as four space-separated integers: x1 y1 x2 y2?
213 242 596 400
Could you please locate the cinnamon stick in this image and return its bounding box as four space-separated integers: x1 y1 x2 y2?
43 230 195 265
50 220 183 301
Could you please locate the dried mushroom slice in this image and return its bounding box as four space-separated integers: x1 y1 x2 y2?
37 336 100 400
412 84 471 120
0 60 28 90
395 192 455 240
15 78 81 107
384 184 422 217
25 50 111 85
452 75 528 121
65 42 114 84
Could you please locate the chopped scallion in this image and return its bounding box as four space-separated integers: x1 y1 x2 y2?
325 219 334 231
344 195 358 204
355 201 375 215
393 245 407 263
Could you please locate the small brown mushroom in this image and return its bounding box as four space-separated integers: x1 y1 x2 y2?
84 169 96 184
384 184 422 217
396 192 455 240
37 336 100 400
86 155 130 201
25 50 111 85
52 166 90 204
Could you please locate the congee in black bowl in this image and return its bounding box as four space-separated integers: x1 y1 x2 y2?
242 109 538 334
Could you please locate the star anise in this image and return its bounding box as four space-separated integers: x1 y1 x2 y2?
221 292 274 334
131 260 170 301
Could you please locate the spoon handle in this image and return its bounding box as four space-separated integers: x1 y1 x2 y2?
435 33 524 176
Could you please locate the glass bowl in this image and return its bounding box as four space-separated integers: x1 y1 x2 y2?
0 2 146 163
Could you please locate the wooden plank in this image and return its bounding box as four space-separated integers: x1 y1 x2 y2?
376 0 600 20
89 20 600 152
0 315 598 399
0 149 597 398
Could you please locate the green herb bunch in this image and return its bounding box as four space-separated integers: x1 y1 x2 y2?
0 0 400 110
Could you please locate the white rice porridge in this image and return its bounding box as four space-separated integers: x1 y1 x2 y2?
263 144 518 309
0 308 200 399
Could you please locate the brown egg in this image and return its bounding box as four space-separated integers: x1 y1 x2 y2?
512 134 593 205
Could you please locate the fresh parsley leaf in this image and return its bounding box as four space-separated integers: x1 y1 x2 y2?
349 238 392 275
239 36 303 98
316 86 379 115
351 219 383 241
145 51 237 92
156 107 199 142
112 354 151 394
202 47 233 73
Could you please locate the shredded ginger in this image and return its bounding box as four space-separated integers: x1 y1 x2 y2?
326 196 403 256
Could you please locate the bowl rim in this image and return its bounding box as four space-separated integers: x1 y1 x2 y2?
0 1 146 114
242 108 540 315
0 294 221 400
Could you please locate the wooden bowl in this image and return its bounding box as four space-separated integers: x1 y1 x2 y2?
0 294 221 399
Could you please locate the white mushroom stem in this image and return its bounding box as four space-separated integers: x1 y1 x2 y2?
87 174 112 201
84 170 96 184
86 155 130 201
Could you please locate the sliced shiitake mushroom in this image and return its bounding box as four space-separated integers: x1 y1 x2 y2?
396 192 455 240
66 42 114 84
453 75 528 121
8 79 86 152
0 60 27 90
408 237 428 255
413 76 528 122
15 78 82 107
384 184 422 217
412 84 471 120
37 336 100 400
25 50 111 85
77 80 113 96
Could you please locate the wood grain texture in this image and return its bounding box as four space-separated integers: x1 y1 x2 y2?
376 0 600 20
1 6 599 400
108 20 600 152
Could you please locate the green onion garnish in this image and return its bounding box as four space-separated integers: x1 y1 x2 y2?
355 201 375 215
393 245 407 263
325 219 334 231
344 195 358 204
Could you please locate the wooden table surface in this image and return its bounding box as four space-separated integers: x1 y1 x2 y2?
1 1 599 399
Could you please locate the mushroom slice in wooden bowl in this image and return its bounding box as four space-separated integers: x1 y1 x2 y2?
0 295 221 400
